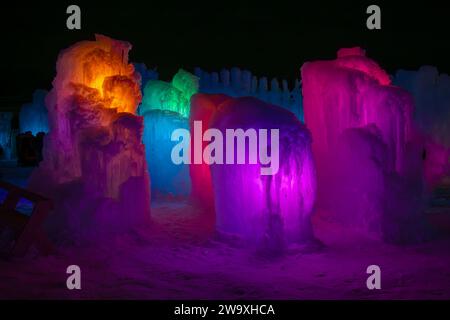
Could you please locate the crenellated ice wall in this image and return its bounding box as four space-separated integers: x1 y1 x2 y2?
194 67 304 121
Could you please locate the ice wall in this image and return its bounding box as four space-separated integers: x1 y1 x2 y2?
28 35 151 242
209 96 316 251
19 89 49 135
133 63 158 91
139 69 198 196
302 47 429 243
394 66 450 185
0 112 13 160
394 66 450 146
194 67 304 121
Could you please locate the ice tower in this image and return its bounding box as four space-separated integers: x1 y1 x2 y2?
28 35 151 241
302 47 429 243
139 69 199 196
196 95 317 251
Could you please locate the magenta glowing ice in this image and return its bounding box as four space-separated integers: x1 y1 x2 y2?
301 47 432 243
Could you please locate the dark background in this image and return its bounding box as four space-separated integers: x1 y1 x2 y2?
0 1 449 109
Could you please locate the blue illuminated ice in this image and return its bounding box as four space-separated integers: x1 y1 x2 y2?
19 90 49 135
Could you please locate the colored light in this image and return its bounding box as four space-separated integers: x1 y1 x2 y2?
19 90 49 135
27 35 151 240
207 96 316 250
189 94 232 208
140 69 199 118
301 47 429 243
142 110 191 196
139 69 198 195
54 34 142 116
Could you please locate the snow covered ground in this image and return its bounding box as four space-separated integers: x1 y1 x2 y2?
1 195 450 300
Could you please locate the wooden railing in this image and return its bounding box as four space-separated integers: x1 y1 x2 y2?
0 180 53 257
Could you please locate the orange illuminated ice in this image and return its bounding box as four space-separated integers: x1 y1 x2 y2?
52 34 142 114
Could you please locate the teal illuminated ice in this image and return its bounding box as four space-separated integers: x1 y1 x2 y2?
140 69 199 118
139 69 197 195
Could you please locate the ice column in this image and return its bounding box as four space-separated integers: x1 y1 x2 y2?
189 93 232 209
28 35 150 241
139 69 199 196
302 47 429 243
209 96 316 251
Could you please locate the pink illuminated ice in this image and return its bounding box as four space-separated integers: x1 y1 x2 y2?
301 47 430 243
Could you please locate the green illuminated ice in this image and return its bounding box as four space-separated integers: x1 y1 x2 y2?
140 69 199 118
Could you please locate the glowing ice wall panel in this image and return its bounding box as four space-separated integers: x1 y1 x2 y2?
209 97 316 250
142 110 191 196
20 90 49 135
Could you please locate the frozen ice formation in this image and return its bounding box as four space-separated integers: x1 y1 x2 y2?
140 69 199 118
335 47 391 85
394 66 450 184
28 35 151 242
19 89 49 135
141 110 191 196
139 69 198 195
207 96 316 251
189 94 232 209
0 112 13 160
133 62 158 91
394 66 450 145
194 67 304 121
302 47 430 243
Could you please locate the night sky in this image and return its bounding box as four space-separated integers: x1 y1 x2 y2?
0 1 449 107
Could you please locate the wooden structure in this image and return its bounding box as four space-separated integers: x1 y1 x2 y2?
0 180 53 257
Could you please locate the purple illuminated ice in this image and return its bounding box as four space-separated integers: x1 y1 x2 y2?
209 96 316 251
